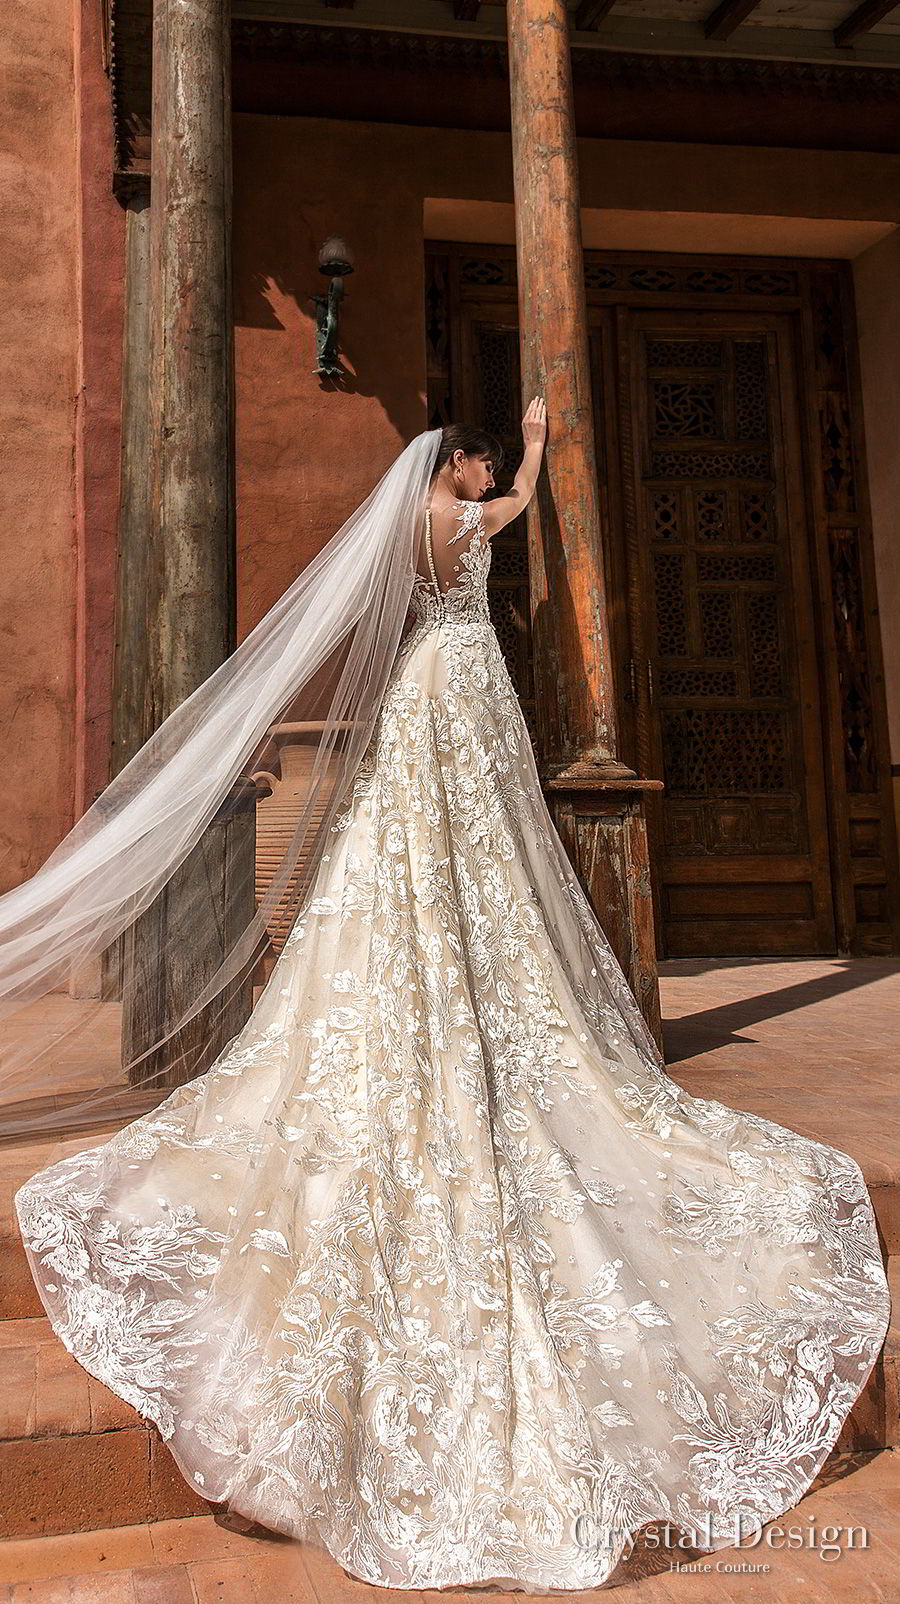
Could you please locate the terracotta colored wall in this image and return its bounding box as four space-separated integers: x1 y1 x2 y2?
73 0 125 821
0 0 122 892
232 118 437 632
853 228 900 832
0 0 79 891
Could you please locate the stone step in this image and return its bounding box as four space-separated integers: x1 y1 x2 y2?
1 1123 152 1321
0 1317 209 1541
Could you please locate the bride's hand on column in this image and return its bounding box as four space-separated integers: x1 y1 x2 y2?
481 398 547 537
521 396 547 451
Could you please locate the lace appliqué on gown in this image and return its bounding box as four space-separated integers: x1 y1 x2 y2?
16 497 891 1591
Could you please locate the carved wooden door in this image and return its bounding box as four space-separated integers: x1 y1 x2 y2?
620 310 836 956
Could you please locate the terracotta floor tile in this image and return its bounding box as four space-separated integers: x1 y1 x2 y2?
129 1566 194 1604
146 1517 262 1567
293 1537 416 1602
239 1547 323 1603
802 1452 900 1503
0 1322 52 1352
294 1546 369 1603
843 1491 900 1533
419 1589 486 1604
184 1557 266 1604
758 1550 876 1602
611 1568 743 1604
650 1565 765 1603
10 1574 136 1603
0 1525 155 1584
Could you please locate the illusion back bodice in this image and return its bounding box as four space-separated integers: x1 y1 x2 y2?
409 502 493 630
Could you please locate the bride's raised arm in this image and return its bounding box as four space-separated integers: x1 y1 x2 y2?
481 396 547 537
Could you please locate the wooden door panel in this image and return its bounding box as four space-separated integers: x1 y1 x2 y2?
458 304 538 740
628 311 835 956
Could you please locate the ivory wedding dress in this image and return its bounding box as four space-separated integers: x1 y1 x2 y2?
16 499 891 1591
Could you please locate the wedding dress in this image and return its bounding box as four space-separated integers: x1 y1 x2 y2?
15 498 891 1592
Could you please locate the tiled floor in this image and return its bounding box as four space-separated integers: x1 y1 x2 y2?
660 956 899 1187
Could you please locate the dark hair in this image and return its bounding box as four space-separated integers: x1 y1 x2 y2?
434 425 504 475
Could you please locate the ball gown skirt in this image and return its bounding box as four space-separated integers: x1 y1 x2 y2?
15 504 891 1591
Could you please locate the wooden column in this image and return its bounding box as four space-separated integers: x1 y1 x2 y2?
97 178 153 1006
110 177 152 784
507 0 663 1047
119 0 256 1089
508 0 628 781
147 0 234 717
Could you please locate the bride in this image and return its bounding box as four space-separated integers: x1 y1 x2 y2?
12 401 891 1591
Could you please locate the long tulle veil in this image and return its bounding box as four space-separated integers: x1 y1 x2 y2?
0 427 443 1141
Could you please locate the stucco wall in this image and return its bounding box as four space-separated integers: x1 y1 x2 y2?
233 117 436 632
0 0 122 893
0 0 79 890
73 0 125 824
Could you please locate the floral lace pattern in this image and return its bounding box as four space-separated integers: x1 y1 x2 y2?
16 498 891 1591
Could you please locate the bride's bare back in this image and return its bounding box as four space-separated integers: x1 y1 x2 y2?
416 399 548 594
416 500 488 595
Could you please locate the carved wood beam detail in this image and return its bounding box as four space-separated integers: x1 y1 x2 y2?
703 0 764 42
834 0 898 45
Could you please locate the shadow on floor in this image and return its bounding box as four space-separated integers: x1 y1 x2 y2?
659 956 899 1066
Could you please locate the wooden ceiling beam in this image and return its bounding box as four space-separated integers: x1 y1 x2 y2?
575 0 619 26
703 0 764 40
453 1 482 18
834 0 898 45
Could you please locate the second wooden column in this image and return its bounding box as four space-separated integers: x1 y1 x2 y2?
507 0 663 1045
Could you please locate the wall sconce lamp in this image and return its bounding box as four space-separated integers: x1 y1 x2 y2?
312 235 355 378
